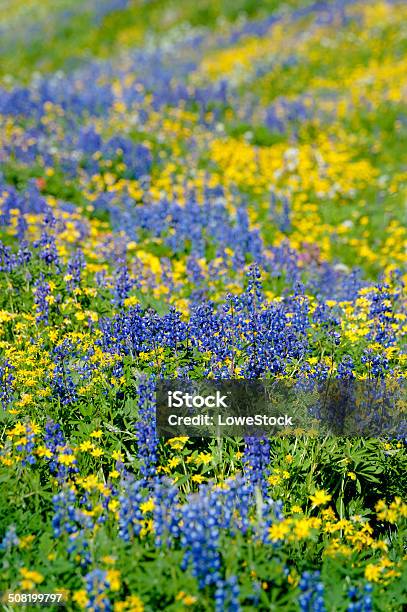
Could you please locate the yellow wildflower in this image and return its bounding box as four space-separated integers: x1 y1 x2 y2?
309 490 332 506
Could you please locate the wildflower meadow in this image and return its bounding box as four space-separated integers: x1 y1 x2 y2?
0 0 406 610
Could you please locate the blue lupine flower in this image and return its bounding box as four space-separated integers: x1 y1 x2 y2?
0 525 19 551
298 571 326 612
0 360 14 410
